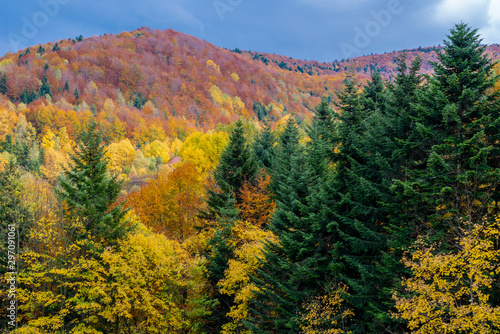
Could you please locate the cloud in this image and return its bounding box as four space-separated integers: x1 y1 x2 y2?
432 0 490 26
481 0 500 44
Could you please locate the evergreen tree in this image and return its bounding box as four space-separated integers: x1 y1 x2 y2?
0 72 7 95
253 125 276 171
38 73 52 98
73 87 79 101
57 120 129 249
52 42 60 51
63 79 70 91
199 119 258 221
247 118 324 333
393 23 500 242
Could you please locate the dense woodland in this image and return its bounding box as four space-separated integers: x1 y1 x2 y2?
2 23 500 333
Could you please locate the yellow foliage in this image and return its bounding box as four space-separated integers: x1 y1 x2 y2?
40 148 68 183
301 284 354 334
41 128 56 149
143 139 170 164
231 73 240 81
105 139 136 174
393 221 500 334
15 214 211 333
178 130 229 176
217 221 278 333
207 59 221 73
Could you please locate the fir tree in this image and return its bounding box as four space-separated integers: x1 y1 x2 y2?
52 42 60 51
247 118 324 333
393 23 500 242
200 119 258 221
38 73 52 98
253 125 276 171
0 72 7 95
57 120 129 249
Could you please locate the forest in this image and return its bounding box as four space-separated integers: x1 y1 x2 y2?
2 22 500 333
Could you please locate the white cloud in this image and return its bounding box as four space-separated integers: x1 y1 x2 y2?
432 0 490 25
481 0 500 44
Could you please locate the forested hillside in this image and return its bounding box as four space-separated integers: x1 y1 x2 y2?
2 23 500 333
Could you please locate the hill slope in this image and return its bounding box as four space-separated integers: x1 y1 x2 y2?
0 27 499 139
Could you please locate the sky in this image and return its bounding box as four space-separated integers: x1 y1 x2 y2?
0 0 498 62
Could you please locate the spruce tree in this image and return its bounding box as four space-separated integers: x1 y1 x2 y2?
57 120 129 249
247 118 325 333
393 23 500 242
253 125 276 171
38 73 52 98
0 72 7 95
200 119 258 221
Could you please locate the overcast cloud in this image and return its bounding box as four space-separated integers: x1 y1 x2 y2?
0 0 497 62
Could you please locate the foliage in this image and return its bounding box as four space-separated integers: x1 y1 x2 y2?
57 120 129 249
394 221 500 333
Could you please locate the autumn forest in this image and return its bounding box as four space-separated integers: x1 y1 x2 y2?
2 22 500 333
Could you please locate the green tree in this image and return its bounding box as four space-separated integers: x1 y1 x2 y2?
0 72 7 95
200 119 258 221
392 23 500 242
253 125 276 171
38 73 52 98
247 118 322 333
57 120 129 249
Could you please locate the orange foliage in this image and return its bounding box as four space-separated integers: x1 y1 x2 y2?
128 162 205 239
236 173 276 226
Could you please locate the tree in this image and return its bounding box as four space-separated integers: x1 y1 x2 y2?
200 119 258 221
0 72 7 95
38 73 52 98
392 23 500 243
57 120 129 249
252 125 276 171
247 118 320 333
394 221 500 334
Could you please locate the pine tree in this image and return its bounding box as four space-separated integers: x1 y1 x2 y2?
38 73 52 98
57 120 129 249
0 72 7 95
73 87 79 102
199 119 258 221
253 125 276 171
393 23 500 242
247 118 325 333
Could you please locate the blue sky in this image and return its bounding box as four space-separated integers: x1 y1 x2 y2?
1 0 498 62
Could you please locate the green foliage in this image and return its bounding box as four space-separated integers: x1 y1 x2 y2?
200 119 258 221
38 73 52 98
57 120 129 249
0 72 7 95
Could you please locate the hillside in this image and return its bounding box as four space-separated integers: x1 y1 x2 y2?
1 27 499 143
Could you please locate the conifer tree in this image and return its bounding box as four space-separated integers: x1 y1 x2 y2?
0 72 7 95
38 73 52 98
200 119 257 221
247 118 325 333
253 125 276 171
393 23 500 242
57 120 128 249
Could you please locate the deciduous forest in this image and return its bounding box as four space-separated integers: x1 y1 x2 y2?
2 22 500 333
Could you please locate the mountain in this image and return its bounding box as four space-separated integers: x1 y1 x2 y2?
0 27 499 139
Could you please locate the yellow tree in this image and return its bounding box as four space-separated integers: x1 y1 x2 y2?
178 131 229 176
217 221 278 334
143 139 170 164
128 162 205 239
300 285 354 334
393 221 500 334
105 139 136 175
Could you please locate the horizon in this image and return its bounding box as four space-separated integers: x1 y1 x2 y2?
1 0 498 62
